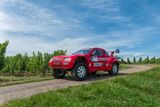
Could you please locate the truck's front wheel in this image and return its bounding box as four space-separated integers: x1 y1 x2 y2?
52 69 66 79
71 63 87 81
108 64 119 75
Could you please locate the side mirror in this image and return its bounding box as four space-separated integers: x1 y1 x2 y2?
115 49 120 53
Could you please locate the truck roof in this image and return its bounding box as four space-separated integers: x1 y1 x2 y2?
82 47 105 50
91 47 105 50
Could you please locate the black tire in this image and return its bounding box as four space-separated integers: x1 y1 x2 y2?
71 63 87 81
108 64 119 75
52 69 66 79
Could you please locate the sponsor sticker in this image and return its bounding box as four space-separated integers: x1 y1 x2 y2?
92 57 108 62
91 57 98 62
94 63 102 67
98 58 108 61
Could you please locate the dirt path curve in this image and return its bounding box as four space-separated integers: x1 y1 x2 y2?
0 65 154 104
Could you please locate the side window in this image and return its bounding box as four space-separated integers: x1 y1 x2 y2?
96 50 104 56
92 49 104 56
92 49 106 56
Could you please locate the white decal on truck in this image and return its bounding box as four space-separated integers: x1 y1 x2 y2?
94 63 102 67
98 58 108 61
91 57 98 62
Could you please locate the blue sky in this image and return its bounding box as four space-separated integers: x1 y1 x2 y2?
0 0 160 57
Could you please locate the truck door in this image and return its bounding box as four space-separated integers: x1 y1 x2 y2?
91 49 107 71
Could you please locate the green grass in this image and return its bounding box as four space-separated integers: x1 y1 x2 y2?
119 64 131 70
0 76 53 87
1 67 160 107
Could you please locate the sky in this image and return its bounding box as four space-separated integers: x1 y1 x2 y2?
0 0 160 58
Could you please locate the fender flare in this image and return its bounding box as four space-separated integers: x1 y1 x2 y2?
71 56 88 69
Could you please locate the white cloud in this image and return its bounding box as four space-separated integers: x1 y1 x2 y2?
0 19 155 56
80 0 131 24
3 35 89 56
81 0 120 12
0 0 85 39
0 32 6 43
133 52 145 57
0 0 89 55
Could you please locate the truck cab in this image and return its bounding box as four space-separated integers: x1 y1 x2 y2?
49 48 120 81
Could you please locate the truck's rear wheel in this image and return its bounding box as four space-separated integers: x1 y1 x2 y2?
108 64 119 75
71 63 87 81
52 69 66 79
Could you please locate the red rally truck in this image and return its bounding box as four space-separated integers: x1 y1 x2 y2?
49 48 120 81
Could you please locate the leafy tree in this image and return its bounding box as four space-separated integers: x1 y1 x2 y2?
53 50 67 56
42 53 51 77
120 58 127 64
2 56 11 75
150 57 156 64
133 57 136 64
22 53 29 72
127 57 131 64
155 58 160 64
143 56 150 64
27 52 39 73
138 57 142 64
16 54 23 75
0 40 9 71
36 51 43 72
1 49 67 76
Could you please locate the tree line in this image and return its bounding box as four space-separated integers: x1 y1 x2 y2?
120 56 160 64
1 41 160 76
0 41 66 76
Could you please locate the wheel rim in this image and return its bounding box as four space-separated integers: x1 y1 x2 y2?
112 65 118 74
77 66 86 78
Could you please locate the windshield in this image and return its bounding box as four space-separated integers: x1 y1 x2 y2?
73 49 91 55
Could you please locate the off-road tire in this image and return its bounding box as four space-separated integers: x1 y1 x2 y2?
71 63 87 81
108 64 119 75
52 69 66 79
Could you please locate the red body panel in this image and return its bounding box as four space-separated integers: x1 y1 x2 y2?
48 48 119 73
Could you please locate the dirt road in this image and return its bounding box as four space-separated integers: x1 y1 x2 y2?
0 65 154 104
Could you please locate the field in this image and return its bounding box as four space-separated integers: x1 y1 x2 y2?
0 76 53 87
1 67 160 107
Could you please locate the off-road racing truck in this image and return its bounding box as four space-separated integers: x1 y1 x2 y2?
49 48 120 81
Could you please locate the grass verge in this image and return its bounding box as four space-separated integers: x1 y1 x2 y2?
0 76 53 87
1 67 160 107
119 64 131 70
